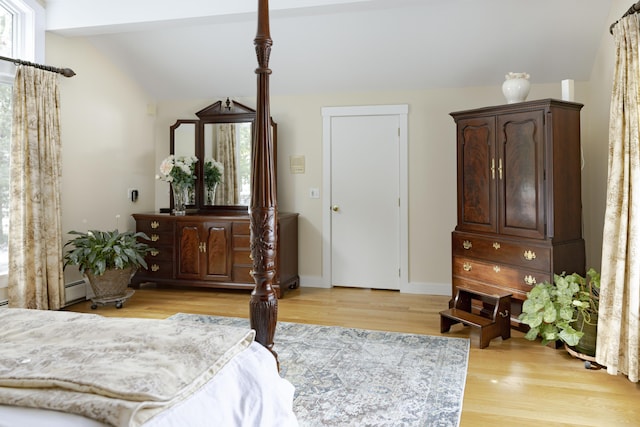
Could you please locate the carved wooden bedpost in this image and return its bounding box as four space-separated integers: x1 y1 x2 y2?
250 0 278 363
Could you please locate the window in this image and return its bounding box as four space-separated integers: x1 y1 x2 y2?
0 0 43 281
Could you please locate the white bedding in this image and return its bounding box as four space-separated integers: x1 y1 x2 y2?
0 309 298 427
0 342 297 427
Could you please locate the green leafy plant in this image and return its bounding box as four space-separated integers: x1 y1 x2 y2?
519 268 600 347
63 229 154 276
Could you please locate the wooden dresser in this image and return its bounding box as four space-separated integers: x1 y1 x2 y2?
131 211 299 298
450 99 585 329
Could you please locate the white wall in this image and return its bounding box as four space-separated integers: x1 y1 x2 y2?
579 0 629 273
47 8 621 295
46 33 156 284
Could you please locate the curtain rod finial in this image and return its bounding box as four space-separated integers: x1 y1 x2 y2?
60 68 76 78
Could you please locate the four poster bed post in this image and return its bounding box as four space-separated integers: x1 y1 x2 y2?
250 0 279 362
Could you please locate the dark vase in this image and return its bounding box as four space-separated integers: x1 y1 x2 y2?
572 311 597 357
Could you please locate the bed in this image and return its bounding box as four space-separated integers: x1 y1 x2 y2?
0 0 289 425
0 309 297 427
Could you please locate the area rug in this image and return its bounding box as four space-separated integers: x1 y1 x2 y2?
169 313 469 427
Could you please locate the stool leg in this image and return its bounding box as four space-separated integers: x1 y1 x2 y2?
440 315 457 333
478 328 490 349
498 298 511 340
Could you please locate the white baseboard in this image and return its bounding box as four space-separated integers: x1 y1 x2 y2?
298 275 330 288
299 275 452 296
401 281 451 296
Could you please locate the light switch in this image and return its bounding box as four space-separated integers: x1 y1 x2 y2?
309 188 320 199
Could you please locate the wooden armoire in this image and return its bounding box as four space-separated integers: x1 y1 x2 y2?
450 98 585 329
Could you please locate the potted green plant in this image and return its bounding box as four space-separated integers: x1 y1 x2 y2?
519 268 600 355
63 229 154 304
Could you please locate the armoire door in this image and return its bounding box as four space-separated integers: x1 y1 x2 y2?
456 116 497 234
497 110 546 239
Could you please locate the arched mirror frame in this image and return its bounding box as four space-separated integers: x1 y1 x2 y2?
169 99 277 212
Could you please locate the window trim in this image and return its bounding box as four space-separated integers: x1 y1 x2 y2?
0 0 44 289
0 0 44 61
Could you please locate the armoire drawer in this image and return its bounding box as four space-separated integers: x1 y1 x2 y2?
452 232 550 271
452 255 551 294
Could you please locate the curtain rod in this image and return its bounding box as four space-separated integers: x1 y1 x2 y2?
610 1 640 34
0 55 76 77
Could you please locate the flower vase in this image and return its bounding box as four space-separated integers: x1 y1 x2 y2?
502 72 530 104
172 182 189 215
206 183 218 205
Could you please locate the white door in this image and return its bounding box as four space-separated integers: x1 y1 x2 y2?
330 114 400 289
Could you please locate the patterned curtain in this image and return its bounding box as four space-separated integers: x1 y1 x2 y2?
597 15 640 383
7 66 65 310
215 124 238 205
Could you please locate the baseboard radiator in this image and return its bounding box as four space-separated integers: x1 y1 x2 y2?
64 278 89 306
0 279 88 308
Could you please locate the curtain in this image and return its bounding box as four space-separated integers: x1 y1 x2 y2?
215 124 239 205
7 66 65 310
596 15 640 383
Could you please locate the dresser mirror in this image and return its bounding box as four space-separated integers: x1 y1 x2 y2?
169 99 277 211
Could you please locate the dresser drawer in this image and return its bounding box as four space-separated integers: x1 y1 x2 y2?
233 249 251 265
452 232 550 270
136 218 174 233
146 247 173 262
138 260 173 279
233 266 253 283
452 255 551 294
233 221 250 235
233 235 250 250
145 231 175 246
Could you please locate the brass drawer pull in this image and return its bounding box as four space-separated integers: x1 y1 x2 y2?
523 250 536 261
151 264 160 272
199 242 207 253
150 249 159 257
462 240 472 250
493 242 501 250
151 234 160 242
493 265 501 273
463 262 472 272
524 275 537 285
151 221 159 229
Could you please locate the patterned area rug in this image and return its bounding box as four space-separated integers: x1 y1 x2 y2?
169 314 469 427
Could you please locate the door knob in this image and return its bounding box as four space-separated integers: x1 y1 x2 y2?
332 205 340 212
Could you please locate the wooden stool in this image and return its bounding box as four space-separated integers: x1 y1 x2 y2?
440 286 511 348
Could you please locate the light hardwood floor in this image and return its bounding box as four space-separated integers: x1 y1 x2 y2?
65 285 639 427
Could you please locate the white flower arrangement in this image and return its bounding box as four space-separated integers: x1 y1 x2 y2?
204 158 224 188
156 155 198 187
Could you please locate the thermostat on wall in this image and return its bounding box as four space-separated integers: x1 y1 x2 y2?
290 155 305 174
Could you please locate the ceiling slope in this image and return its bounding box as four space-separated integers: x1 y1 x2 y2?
45 0 614 100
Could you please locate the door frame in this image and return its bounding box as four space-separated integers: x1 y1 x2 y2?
321 104 409 291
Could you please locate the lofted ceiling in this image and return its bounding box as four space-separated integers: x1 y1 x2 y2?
45 0 614 101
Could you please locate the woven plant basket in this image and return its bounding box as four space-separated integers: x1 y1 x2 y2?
85 267 135 299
